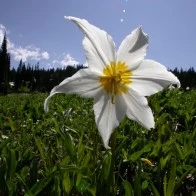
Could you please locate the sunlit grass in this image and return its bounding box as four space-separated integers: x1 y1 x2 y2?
0 89 196 195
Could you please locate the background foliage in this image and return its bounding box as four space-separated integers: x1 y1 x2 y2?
0 89 195 195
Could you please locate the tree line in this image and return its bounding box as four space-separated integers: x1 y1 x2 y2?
0 33 10 95
0 33 196 95
9 60 84 93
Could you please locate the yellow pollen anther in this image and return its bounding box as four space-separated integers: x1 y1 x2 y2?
141 158 155 167
99 61 132 104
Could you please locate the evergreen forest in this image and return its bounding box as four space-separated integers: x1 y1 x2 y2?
0 33 196 95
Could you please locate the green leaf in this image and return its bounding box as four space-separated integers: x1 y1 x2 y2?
60 156 70 167
148 178 160 196
163 173 167 196
134 162 142 196
29 158 38 187
81 152 91 166
53 176 61 196
77 134 85 159
130 138 142 150
150 139 162 157
28 171 57 196
0 160 6 192
142 180 149 190
175 167 196 192
62 172 72 194
64 132 75 158
0 138 10 152
76 174 83 189
16 173 30 193
102 152 112 181
166 159 176 196
129 151 143 162
142 142 154 153
174 142 183 160
6 180 16 195
160 154 171 170
6 148 18 180
60 165 90 176
34 137 46 167
8 117 17 132
122 180 134 196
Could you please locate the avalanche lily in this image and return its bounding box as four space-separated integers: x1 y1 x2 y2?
44 16 180 148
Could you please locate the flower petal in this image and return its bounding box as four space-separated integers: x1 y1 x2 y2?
93 93 126 148
117 27 149 70
131 59 181 96
65 16 116 74
123 90 155 129
44 68 101 112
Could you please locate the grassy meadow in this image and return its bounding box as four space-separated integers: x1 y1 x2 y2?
0 89 196 195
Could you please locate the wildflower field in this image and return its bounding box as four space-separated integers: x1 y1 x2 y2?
0 89 196 195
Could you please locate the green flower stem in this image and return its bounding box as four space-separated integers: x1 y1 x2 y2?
107 129 118 194
92 125 98 185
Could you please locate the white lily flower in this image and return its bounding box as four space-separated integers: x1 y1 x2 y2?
44 16 180 149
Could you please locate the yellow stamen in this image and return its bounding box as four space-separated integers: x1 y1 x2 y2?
99 61 132 103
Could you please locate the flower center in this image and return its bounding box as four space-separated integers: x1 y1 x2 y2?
99 61 132 103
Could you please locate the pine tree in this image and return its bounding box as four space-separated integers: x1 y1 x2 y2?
0 33 10 95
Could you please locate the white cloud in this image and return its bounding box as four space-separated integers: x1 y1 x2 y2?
0 24 50 63
1 24 82 69
50 53 80 69
42 51 49 60
0 25 13 52
12 46 50 62
60 53 79 68
9 45 50 62
52 53 79 69
83 61 89 67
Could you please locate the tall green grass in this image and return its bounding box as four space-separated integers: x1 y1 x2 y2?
0 89 195 195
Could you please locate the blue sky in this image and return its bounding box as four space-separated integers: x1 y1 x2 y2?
0 0 196 70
